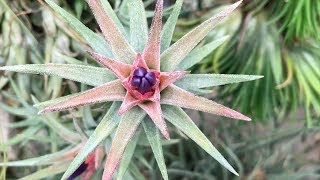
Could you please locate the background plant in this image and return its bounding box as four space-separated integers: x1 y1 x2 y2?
1 0 320 179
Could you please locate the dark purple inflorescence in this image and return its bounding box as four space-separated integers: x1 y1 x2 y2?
131 67 156 94
67 162 88 180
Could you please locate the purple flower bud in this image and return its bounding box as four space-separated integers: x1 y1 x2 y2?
145 72 156 86
139 77 151 94
131 67 157 94
67 162 88 180
133 67 147 77
131 76 141 87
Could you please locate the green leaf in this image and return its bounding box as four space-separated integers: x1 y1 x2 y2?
160 1 242 71
7 126 42 146
42 114 81 143
0 147 72 166
102 107 146 180
174 74 263 91
100 0 128 39
18 162 70 180
61 102 121 180
162 105 239 176
161 0 183 52
45 0 113 57
176 36 229 70
0 64 116 86
117 128 141 180
129 0 148 53
142 118 168 180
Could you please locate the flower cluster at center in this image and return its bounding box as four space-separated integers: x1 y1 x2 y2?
131 67 157 94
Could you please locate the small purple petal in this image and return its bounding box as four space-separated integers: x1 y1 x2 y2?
145 72 156 86
131 76 141 87
133 67 147 77
67 162 88 180
139 77 151 94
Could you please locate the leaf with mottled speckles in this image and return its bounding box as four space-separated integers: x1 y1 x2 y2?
0 64 116 86
163 105 239 176
129 0 148 53
161 0 183 52
89 0 136 63
161 85 251 121
175 74 263 92
117 128 141 180
102 107 146 180
39 80 125 113
143 0 163 70
176 35 229 70
142 118 168 180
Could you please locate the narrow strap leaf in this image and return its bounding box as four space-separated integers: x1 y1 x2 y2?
61 102 122 180
19 162 70 180
117 128 141 180
102 107 146 180
176 35 229 70
162 105 239 176
0 64 116 87
0 147 72 166
88 52 132 80
140 101 169 139
160 1 242 71
88 0 136 63
45 0 113 57
39 80 125 114
174 74 263 91
129 0 148 53
142 118 169 180
143 0 163 70
100 0 128 39
161 0 183 52
161 85 251 121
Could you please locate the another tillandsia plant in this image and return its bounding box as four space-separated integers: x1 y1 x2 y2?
0 0 263 179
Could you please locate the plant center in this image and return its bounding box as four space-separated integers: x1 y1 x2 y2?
131 67 156 94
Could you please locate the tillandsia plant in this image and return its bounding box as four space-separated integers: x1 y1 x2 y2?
0 0 264 179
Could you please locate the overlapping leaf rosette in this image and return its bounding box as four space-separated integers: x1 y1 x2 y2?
0 0 263 179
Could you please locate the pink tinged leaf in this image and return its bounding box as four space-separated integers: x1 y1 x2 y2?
143 0 163 70
160 0 243 72
159 71 188 91
88 51 132 80
133 53 148 70
161 85 251 121
118 92 142 115
94 147 104 169
140 101 170 139
39 80 125 114
102 107 146 180
88 0 136 64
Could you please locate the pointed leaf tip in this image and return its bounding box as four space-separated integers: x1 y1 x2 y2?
143 0 163 70
161 85 251 121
